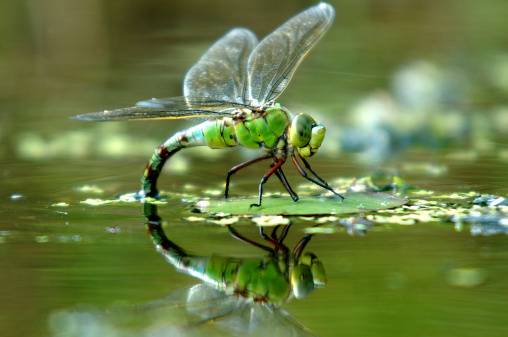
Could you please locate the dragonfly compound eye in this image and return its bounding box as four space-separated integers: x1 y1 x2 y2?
309 124 326 151
289 114 315 148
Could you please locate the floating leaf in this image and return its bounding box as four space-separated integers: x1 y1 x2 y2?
196 192 406 216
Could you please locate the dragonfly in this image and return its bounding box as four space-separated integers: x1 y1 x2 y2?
73 2 343 207
143 202 326 336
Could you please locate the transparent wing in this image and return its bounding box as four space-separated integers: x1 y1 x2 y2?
184 28 258 104
185 284 315 336
72 96 253 121
246 3 335 107
48 284 315 337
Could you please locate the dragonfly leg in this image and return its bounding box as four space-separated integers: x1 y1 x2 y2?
291 155 344 200
250 158 286 208
227 225 273 253
259 226 271 241
224 155 271 199
298 155 328 185
275 167 299 201
292 234 313 261
277 224 291 244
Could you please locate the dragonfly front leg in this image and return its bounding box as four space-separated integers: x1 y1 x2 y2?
291 155 345 200
298 155 328 185
250 158 286 208
224 154 271 199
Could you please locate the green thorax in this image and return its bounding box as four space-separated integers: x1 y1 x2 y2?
196 104 290 150
204 254 291 304
234 105 290 149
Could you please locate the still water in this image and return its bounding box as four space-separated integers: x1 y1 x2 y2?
1 1 508 337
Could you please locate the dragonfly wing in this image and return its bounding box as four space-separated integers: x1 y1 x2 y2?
214 304 316 337
185 284 243 320
184 28 258 104
73 96 249 121
246 3 335 107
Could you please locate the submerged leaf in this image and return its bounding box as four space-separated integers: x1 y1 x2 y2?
197 192 406 216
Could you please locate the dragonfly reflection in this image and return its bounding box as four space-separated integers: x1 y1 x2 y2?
143 202 326 336
49 205 327 337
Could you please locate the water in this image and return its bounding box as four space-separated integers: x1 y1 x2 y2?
1 1 508 336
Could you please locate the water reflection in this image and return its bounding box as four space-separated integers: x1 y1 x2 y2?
144 202 324 336
49 203 326 337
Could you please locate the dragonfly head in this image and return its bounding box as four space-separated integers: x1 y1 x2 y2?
288 114 326 158
290 252 327 299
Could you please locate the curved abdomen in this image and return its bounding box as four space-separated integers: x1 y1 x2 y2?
141 107 289 196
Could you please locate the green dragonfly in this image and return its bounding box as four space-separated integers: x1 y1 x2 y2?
74 2 343 207
143 202 326 335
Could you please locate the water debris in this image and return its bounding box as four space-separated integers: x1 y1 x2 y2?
118 193 142 203
51 202 70 207
410 189 435 196
304 226 336 234
446 268 487 288
431 192 478 199
76 185 104 194
252 215 290 227
339 216 373 235
315 216 339 224
207 217 240 226
348 175 412 194
78 192 168 206
195 200 210 209
105 226 121 234
57 235 82 243
452 211 508 236
298 216 318 222
35 235 49 243
473 195 508 207
184 216 206 222
10 193 23 200
367 215 416 226
203 189 222 196
80 198 114 206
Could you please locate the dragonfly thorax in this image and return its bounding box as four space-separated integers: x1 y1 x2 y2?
287 113 326 157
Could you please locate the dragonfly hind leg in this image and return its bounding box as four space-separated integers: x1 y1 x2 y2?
291 155 345 200
250 158 285 208
224 155 271 199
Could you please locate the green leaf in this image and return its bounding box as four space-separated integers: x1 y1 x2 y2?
196 192 406 216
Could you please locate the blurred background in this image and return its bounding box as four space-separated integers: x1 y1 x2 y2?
1 1 508 337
